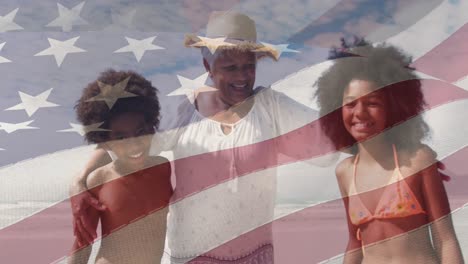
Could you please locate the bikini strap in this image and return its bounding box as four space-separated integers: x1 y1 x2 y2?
350 154 360 195
392 144 400 169
353 154 359 175
392 144 405 200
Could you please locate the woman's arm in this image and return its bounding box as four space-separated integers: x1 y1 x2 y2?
269 88 341 167
418 148 464 263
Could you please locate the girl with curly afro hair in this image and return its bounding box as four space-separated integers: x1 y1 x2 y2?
75 69 161 144
315 38 463 263
69 69 173 264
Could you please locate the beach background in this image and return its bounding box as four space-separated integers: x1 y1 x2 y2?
0 145 467 263
1 194 466 263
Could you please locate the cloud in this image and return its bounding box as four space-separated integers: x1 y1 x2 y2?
304 32 345 48
386 0 468 59
235 0 343 41
308 0 363 26
180 0 241 33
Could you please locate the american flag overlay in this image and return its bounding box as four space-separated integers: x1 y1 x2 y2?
0 0 467 263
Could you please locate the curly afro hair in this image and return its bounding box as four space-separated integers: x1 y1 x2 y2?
315 37 430 153
75 69 160 144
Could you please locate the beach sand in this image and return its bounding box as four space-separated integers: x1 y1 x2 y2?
0 199 466 263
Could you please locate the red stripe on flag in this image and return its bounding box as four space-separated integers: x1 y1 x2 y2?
0 201 74 263
413 22 468 82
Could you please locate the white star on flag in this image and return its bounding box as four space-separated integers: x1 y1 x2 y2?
34 37 86 67
0 8 23 33
5 88 59 117
0 120 38 134
256 42 299 60
57 122 109 136
86 76 138 108
0 42 11 63
190 36 234 54
114 36 164 62
106 9 137 31
46 1 88 32
168 72 210 97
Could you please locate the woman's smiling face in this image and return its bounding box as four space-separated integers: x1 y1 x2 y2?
205 50 257 106
342 79 388 142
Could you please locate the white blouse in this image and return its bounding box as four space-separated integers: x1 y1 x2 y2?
151 86 324 261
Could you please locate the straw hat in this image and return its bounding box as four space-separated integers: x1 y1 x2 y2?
184 11 280 60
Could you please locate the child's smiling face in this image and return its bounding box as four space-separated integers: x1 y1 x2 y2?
342 79 388 142
105 112 154 169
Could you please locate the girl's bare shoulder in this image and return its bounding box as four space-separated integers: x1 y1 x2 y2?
86 163 115 189
336 156 355 177
335 156 356 195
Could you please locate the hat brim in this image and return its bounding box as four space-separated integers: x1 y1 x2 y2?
184 34 280 61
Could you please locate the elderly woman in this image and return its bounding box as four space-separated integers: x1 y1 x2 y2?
315 39 463 263
70 12 333 263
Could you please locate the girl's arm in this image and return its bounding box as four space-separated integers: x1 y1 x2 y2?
418 148 464 263
69 148 110 244
335 159 363 264
69 169 106 264
68 207 100 264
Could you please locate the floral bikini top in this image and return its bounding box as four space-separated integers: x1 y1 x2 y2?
348 145 426 240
